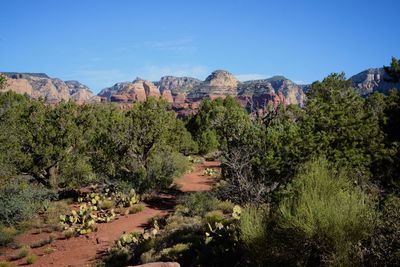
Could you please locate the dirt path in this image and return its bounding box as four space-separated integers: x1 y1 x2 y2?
0 161 219 267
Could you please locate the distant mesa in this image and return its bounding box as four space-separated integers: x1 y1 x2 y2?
99 69 306 116
0 72 100 104
2 67 400 116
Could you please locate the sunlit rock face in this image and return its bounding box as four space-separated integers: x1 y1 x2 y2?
351 68 400 96
1 72 99 103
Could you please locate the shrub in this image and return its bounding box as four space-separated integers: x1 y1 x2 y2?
159 243 191 261
0 225 18 246
9 246 29 261
58 154 96 189
0 178 53 226
0 261 15 267
99 199 115 210
216 200 235 213
202 210 224 225
25 254 38 265
43 247 55 254
279 158 376 266
62 228 75 239
362 195 400 266
43 201 69 226
178 192 220 217
129 203 145 214
239 205 269 265
30 237 53 248
145 150 189 191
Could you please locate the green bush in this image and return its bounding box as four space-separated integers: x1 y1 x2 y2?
202 210 224 225
362 195 400 266
146 150 189 191
25 254 38 264
159 243 191 261
0 178 53 226
0 261 16 267
0 225 18 246
129 203 145 214
58 154 96 189
216 200 235 213
279 158 376 266
178 192 220 216
239 205 269 265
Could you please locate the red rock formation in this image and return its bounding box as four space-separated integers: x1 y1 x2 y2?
190 100 202 109
143 80 160 97
174 92 187 105
111 94 129 102
161 89 173 103
273 91 286 108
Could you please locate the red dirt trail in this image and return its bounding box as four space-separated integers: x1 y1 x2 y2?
0 161 219 267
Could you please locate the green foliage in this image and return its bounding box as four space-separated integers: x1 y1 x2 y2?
279 158 376 266
202 210 224 225
256 104 304 184
0 178 53 226
362 195 400 266
92 98 193 192
128 203 145 214
159 243 191 261
178 192 220 217
239 205 269 265
0 225 18 246
0 94 194 194
0 260 15 267
302 73 384 179
25 254 38 265
0 74 6 89
384 56 400 82
10 246 29 261
59 204 97 235
0 92 31 180
103 193 244 267
186 98 222 155
145 150 189 191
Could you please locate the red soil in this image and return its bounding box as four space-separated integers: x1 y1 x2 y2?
0 161 219 267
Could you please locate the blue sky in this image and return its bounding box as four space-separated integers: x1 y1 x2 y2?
0 0 399 93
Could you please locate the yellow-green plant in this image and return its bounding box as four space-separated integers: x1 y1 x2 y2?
59 204 96 235
25 254 38 265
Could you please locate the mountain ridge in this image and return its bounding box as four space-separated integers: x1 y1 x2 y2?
2 67 400 113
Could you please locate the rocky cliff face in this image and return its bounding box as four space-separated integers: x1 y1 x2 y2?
4 67 399 112
1 73 100 104
155 76 201 94
99 70 307 116
351 68 400 96
99 78 163 103
238 76 305 107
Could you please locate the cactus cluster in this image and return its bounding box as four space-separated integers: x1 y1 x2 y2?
59 204 97 235
114 189 140 208
60 187 141 235
204 205 241 245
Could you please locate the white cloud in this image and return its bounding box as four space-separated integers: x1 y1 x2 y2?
235 73 270 81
